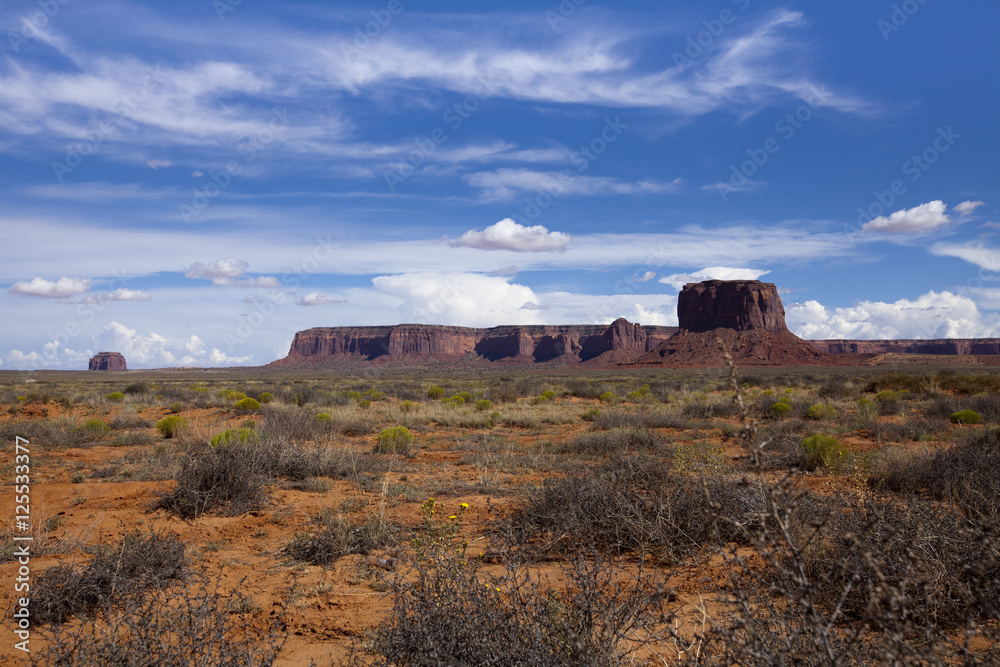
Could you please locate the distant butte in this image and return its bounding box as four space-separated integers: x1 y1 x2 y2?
89 352 127 371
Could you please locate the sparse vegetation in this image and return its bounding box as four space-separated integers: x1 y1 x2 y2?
154 414 188 439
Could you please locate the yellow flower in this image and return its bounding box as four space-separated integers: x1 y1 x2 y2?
459 503 469 509
449 515 457 519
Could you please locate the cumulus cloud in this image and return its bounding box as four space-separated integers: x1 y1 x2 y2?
634 271 657 283
452 218 571 252
94 321 251 367
296 292 348 306
8 276 91 298
954 200 985 216
659 266 770 291
786 291 1000 340
862 200 950 234
79 289 151 304
372 272 541 326
185 258 280 287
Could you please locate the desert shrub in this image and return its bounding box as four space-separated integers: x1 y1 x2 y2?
168 402 183 413
806 402 837 420
210 428 259 450
581 408 600 422
442 395 465 407
473 399 493 412
291 391 309 407
535 390 556 404
769 401 792 419
400 400 418 413
257 391 273 404
78 419 111 440
282 513 397 566
427 386 446 400
800 434 848 471
154 444 269 518
315 412 333 427
337 412 378 436
107 392 126 402
854 396 879 429
35 569 287 666
562 427 662 456
591 409 688 431
453 390 473 403
950 409 982 425
375 426 413 455
503 456 762 563
877 428 1000 518
256 406 325 441
966 392 1000 422
352 504 668 667
155 415 188 439
234 397 261 414
32 529 186 625
817 376 857 399
598 391 617 404
626 384 653 401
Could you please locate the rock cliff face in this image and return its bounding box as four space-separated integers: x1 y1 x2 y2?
678 280 786 332
271 320 675 367
810 339 1000 356
89 352 127 371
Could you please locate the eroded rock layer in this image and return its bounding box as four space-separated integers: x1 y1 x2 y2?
89 352 127 371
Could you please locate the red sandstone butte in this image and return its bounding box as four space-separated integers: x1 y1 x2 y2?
677 279 786 332
88 352 127 371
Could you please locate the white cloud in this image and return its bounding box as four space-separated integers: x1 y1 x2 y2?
464 169 679 200
520 302 550 311
296 292 348 306
954 200 985 216
94 321 251 367
146 159 171 169
929 242 1000 272
372 272 541 326
634 271 657 283
79 288 151 304
452 219 571 252
786 291 1000 339
659 266 770 291
862 200 950 234
185 258 280 287
8 276 91 298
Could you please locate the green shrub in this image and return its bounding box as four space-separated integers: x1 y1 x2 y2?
400 400 418 413
598 391 617 404
455 391 473 403
292 392 309 407
233 397 261 414
79 419 111 440
241 419 257 430
107 392 126 402
487 411 501 429
474 399 493 412
363 389 386 401
950 409 983 425
258 392 273 404
627 385 652 401
770 402 792 419
155 415 188 439
315 412 333 426
427 386 446 400
209 428 259 450
800 434 848 471
582 408 601 422
216 389 236 400
376 426 413 455
168 402 182 413
806 403 837 420
442 396 465 407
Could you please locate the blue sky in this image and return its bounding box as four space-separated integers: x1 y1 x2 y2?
1 0 998 369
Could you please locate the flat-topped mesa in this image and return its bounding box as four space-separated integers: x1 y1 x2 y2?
271 321 677 367
678 280 787 332
88 352 127 371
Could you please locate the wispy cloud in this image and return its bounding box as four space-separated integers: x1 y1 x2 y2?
464 169 680 200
